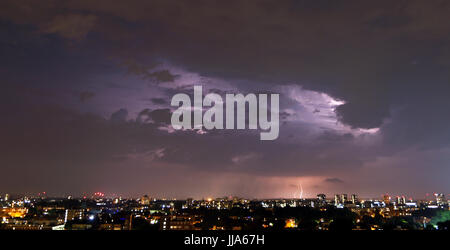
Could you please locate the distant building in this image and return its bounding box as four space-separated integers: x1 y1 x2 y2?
317 194 326 201
160 215 199 230
383 194 391 205
397 196 406 205
64 209 84 223
340 194 348 204
435 193 446 206
140 195 151 205
186 198 193 208
362 200 372 208
351 194 358 204
98 223 123 230
317 194 326 206
334 194 340 205
71 224 93 230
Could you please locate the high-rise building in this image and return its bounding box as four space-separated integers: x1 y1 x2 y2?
334 194 341 205
435 193 446 206
4 194 9 201
340 194 348 204
383 194 391 205
397 196 406 205
351 194 358 204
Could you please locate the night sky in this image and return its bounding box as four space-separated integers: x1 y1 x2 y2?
1 0 450 199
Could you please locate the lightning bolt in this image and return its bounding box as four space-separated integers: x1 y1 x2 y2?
298 182 303 199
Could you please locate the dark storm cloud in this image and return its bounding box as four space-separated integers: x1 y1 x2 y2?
110 108 128 123
79 91 95 102
324 178 344 184
150 98 167 105
1 0 450 197
121 59 179 83
3 0 449 131
137 108 171 124
39 13 97 40
0 84 373 195
148 70 179 83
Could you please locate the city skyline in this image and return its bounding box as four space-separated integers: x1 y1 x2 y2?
1 190 448 231
1 191 448 202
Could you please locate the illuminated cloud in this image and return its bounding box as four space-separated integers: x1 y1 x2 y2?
281 85 380 136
